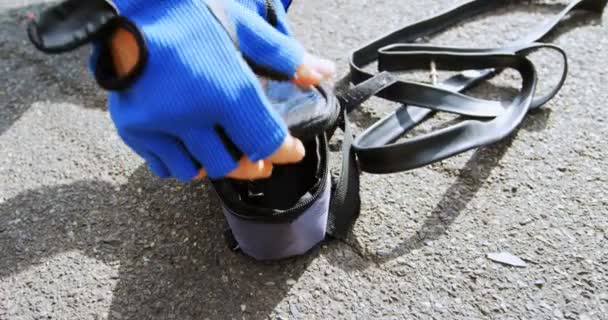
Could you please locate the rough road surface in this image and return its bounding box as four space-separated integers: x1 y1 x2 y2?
1 0 607 319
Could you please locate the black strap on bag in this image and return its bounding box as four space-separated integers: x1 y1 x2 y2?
326 0 607 239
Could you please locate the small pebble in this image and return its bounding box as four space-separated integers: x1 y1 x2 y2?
553 309 564 319
519 218 534 225
535 279 546 288
487 252 528 268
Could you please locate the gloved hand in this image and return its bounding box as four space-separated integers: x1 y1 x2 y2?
92 0 333 182
235 0 335 85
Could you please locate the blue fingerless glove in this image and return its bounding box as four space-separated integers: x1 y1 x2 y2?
91 0 305 181
236 0 294 35
281 0 293 10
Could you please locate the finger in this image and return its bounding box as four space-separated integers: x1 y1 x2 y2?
194 158 273 181
217 88 288 163
226 158 273 180
292 53 336 86
121 134 171 178
303 52 336 79
140 134 200 182
225 0 304 78
292 65 324 86
182 129 240 179
194 168 207 181
266 134 305 164
143 151 172 179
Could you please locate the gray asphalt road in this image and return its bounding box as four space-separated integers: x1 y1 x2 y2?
1 1 607 319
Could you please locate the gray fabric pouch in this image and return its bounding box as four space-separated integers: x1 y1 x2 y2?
210 84 337 261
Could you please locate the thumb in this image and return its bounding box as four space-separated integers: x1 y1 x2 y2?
227 0 304 78
293 52 336 86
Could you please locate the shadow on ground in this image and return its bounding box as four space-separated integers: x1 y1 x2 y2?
0 166 313 319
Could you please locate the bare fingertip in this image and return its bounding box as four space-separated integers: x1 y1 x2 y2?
294 138 305 158
193 169 207 181
258 161 273 179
